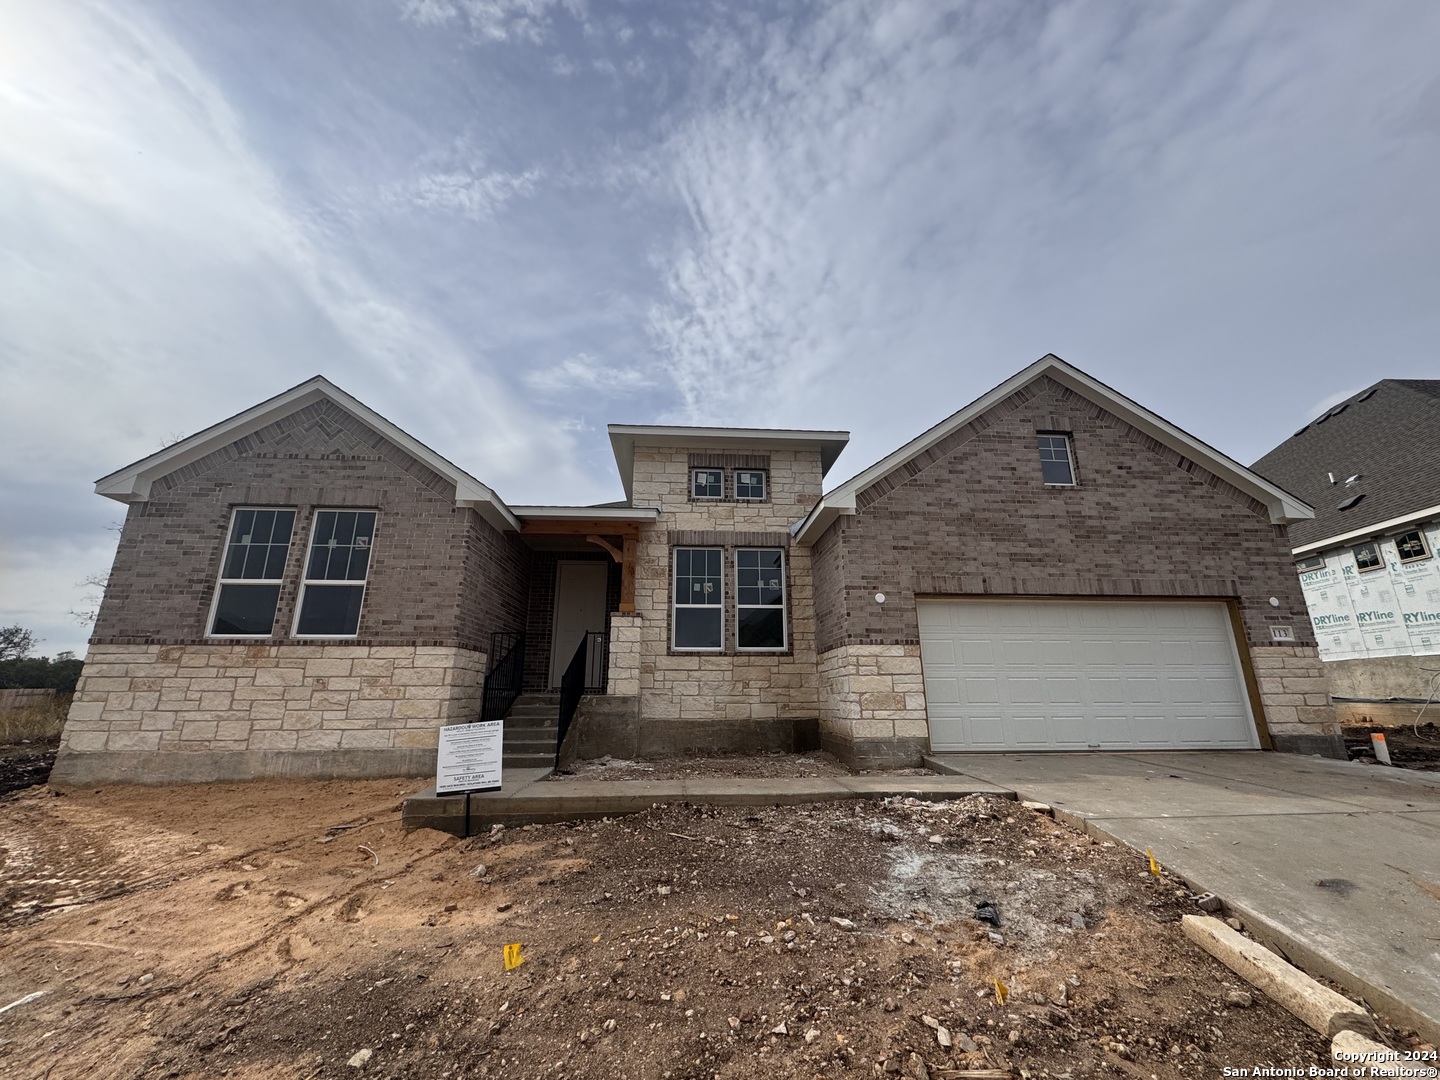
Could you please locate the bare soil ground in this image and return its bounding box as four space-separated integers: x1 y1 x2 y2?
551 751 919 781
0 776 1410 1080
1343 721 1440 771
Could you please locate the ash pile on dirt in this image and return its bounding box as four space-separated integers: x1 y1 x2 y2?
0 741 57 798
1344 721 1440 770
129 795 1330 1079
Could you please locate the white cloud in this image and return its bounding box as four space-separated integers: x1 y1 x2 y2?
524 354 657 396
399 0 585 44
394 164 543 221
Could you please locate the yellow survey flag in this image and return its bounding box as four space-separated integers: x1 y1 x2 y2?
503 943 524 970
1147 848 1161 877
993 977 1009 1005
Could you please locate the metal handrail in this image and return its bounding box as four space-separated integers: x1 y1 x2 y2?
556 630 607 764
479 630 525 724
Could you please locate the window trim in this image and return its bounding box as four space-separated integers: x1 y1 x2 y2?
1395 529 1432 564
205 506 296 640
1352 540 1385 574
671 546 724 652
1037 431 1077 487
734 469 768 502
735 547 787 652
291 508 378 640
690 468 724 500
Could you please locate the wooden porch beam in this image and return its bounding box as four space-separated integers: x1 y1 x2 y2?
586 535 623 562
620 535 637 613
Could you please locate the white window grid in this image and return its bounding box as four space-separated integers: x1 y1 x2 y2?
1037 433 1076 486
672 546 724 651
292 509 378 639
205 506 296 639
735 470 768 501
691 469 724 499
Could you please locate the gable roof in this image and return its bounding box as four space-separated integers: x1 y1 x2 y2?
608 424 850 504
793 354 1314 544
1251 379 1440 552
94 376 519 532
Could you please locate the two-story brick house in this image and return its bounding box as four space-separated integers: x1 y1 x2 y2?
52 355 1340 785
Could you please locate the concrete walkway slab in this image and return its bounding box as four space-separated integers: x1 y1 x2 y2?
928 751 1440 1045
402 771 1014 834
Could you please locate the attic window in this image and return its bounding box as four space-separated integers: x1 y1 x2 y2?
1337 493 1365 511
1036 433 1076 486
1353 541 1384 573
1295 554 1326 572
1396 530 1432 564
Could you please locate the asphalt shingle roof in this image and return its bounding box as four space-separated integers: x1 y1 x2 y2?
1251 380 1440 549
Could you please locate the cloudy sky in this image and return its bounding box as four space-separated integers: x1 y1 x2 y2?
2 0 1438 657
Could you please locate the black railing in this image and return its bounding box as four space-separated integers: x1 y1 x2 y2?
556 631 607 764
479 630 525 725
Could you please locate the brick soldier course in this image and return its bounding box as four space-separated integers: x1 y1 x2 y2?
54 356 1339 785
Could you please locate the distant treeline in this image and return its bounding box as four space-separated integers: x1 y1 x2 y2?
0 656 85 694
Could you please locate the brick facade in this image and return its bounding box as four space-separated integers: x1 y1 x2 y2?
810 375 1338 760
57 400 529 783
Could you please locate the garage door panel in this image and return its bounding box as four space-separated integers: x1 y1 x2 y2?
918 599 1257 752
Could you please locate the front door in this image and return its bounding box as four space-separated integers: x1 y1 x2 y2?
549 560 609 688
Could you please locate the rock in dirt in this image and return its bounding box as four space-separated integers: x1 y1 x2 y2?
1195 892 1223 912
935 1025 952 1049
829 916 856 931
955 1032 980 1053
1226 990 1254 1008
1226 917 1244 931
804 1027 820 1044
907 1051 930 1080
771 1022 789 1036
728 1016 741 1031
347 1048 373 1067
1067 911 1086 930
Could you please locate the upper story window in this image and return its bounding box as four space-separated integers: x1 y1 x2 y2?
735 470 767 500
1396 530 1432 564
208 508 296 637
1353 540 1384 573
673 547 723 650
1037 433 1076 486
294 510 377 638
1295 554 1326 572
691 469 723 500
736 548 786 650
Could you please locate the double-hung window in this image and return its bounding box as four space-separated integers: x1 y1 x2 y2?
736 548 786 650
1037 433 1076 486
209 508 296 636
294 510 377 637
673 547 723 649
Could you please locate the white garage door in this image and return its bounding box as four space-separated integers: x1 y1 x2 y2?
918 599 1258 752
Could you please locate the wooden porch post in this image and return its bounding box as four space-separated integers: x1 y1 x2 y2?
620 535 637 613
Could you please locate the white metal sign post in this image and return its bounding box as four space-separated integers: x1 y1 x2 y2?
435 720 503 796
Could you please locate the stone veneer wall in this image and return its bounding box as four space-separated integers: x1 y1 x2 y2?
816 644 928 768
1250 644 1344 757
51 643 484 784
626 446 821 739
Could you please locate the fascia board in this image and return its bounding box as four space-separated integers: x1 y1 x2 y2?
791 493 856 544
1291 504 1440 555
819 354 1314 526
94 376 521 531
511 506 661 521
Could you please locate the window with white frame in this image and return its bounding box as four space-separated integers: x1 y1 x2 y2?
294 510 377 637
691 469 723 499
209 508 296 636
1396 530 1432 563
735 470 767 500
736 548 786 650
673 547 723 649
1036 433 1076 485
1353 540 1384 573
1295 554 1326 572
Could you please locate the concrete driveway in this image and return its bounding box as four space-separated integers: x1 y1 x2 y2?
928 751 1440 1044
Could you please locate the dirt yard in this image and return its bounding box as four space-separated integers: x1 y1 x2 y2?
0 775 1403 1079
1344 721 1440 771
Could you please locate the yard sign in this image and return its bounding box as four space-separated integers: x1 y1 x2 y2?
435 720 503 795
